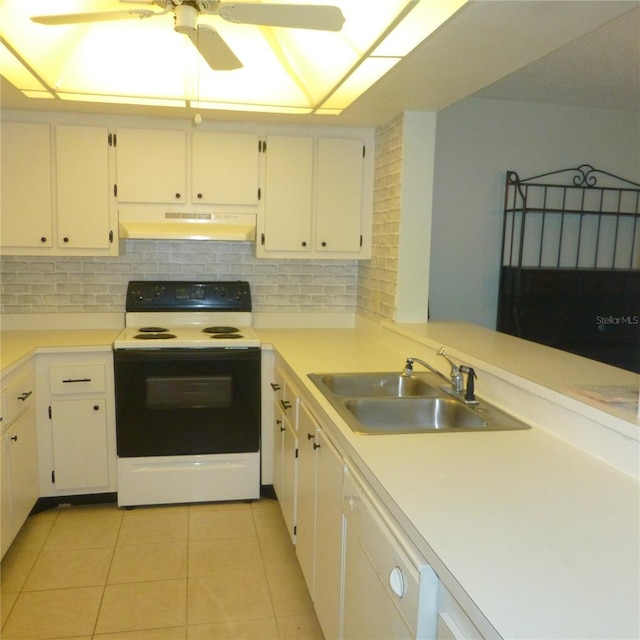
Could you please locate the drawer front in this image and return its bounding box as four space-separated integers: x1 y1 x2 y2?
2 373 36 427
50 364 106 394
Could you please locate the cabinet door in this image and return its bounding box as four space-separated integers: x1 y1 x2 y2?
1 407 39 557
263 136 313 252
192 132 260 205
272 403 286 500
0 122 53 248
116 129 186 203
296 404 318 595
56 125 113 249
313 428 344 640
1 433 13 557
281 416 298 543
51 398 109 491
316 138 364 252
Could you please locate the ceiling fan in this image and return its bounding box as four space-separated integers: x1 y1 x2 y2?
30 0 346 71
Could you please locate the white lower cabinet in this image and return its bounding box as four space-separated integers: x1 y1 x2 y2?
296 404 344 640
36 352 117 496
271 365 299 542
1 361 39 558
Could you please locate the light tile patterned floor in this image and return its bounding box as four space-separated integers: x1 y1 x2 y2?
0 498 324 640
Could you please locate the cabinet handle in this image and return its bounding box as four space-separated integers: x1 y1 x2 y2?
11 435 18 442
270 383 281 391
321 241 327 247
63 378 91 384
175 193 181 199
63 237 69 243
18 391 33 401
40 237 47 243
313 442 321 450
280 400 292 411
197 193 203 199
307 432 314 441
93 405 100 411
301 241 307 247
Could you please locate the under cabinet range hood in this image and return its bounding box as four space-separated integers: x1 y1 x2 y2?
119 212 256 241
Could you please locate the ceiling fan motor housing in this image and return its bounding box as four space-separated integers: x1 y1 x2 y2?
174 2 199 33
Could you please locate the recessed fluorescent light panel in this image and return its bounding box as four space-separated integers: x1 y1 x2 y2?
0 0 467 115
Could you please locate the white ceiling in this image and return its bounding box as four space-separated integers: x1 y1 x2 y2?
1 0 639 127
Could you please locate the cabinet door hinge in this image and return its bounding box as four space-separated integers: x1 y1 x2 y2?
48 406 52 419
109 230 114 243
261 233 265 246
51 470 55 484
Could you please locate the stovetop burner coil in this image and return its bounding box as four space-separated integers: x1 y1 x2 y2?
138 326 170 333
202 326 240 334
134 333 177 340
211 333 244 340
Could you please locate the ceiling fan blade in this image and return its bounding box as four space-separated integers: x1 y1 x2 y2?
217 3 345 31
31 9 155 25
188 24 243 71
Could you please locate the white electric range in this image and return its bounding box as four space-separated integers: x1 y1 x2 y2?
113 280 262 507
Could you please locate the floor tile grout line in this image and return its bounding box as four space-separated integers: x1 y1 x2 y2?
90 503 123 639
252 500 286 639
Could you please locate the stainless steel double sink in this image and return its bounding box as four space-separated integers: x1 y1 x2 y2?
308 371 531 435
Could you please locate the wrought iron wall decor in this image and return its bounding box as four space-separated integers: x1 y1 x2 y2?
497 165 640 373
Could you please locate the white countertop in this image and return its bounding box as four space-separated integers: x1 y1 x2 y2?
257 321 640 640
2 318 638 638
1 329 122 375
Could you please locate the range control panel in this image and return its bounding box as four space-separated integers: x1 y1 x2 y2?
125 281 252 312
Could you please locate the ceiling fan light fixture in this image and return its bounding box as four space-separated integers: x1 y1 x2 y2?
0 0 471 116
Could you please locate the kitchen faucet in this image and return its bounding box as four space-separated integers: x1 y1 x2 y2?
437 347 464 394
403 348 478 404
402 357 450 385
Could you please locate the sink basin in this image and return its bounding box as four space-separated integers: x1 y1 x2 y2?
308 371 531 435
343 397 487 434
311 372 440 398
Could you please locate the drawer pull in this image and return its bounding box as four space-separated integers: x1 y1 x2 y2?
11 435 17 442
270 383 281 391
18 391 33 401
280 399 292 411
63 378 92 384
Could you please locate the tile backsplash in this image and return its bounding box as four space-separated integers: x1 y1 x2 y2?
0 240 358 315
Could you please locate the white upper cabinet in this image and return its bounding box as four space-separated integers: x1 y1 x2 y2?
258 134 371 259
115 128 261 207
315 138 364 253
116 129 187 203
0 122 53 249
191 132 260 205
56 125 115 250
0 122 117 256
262 135 314 253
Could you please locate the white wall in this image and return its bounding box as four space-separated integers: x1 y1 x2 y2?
428 97 640 328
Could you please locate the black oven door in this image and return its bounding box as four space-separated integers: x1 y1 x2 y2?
114 348 261 457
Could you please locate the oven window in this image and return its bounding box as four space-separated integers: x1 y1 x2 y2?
146 376 232 409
